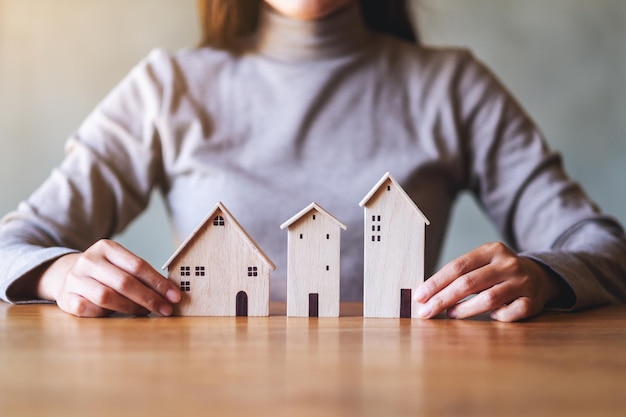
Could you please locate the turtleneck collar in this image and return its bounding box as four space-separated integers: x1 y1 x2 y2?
253 4 374 62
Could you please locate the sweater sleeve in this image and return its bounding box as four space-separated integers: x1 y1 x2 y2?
0 49 169 303
453 51 626 310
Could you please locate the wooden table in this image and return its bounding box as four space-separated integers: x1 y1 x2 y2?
1 302 625 417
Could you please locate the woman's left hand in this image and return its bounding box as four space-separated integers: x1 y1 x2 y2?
414 242 562 322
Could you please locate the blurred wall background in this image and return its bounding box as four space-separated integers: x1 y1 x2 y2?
1 0 624 274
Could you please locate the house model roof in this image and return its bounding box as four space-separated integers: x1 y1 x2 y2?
280 202 347 231
359 172 431 225
162 201 276 271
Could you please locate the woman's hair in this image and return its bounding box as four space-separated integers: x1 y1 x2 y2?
197 0 418 49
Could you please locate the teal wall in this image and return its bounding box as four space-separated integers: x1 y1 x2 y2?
1 0 624 271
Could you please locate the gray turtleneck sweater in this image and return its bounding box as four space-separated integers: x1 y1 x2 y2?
1 6 625 309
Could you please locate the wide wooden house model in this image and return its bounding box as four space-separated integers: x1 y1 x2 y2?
359 173 430 318
162 202 275 317
280 203 347 317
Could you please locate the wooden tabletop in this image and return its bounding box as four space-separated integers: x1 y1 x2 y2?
1 302 625 417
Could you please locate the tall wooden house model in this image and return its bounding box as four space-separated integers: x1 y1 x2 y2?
162 201 275 317
359 173 430 318
281 203 347 317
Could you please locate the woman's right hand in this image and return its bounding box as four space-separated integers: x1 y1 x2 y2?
37 239 181 317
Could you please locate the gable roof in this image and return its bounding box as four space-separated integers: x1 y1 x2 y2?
359 172 431 225
280 202 347 231
162 201 276 271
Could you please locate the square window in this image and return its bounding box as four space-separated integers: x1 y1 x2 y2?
247 266 258 277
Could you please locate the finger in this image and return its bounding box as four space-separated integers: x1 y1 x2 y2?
98 240 180 304
57 292 114 318
81 259 173 316
418 264 502 318
415 243 504 303
490 297 541 322
64 273 151 316
447 281 518 319
72 244 173 316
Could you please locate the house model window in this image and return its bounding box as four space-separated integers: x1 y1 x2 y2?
371 215 382 242
359 172 431 318
280 202 346 318
162 201 275 317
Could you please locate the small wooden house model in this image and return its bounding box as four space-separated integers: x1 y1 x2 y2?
280 203 347 317
162 202 275 317
359 173 430 318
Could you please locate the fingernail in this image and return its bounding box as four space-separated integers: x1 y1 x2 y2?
414 287 428 302
418 304 432 318
159 304 173 317
166 289 181 303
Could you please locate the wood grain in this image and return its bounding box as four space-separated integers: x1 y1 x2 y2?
164 202 274 316
282 203 346 318
361 173 429 318
1 303 626 417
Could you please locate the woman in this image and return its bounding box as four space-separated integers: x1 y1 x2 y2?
1 0 624 320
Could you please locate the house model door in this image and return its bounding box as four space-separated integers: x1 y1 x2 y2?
236 291 248 317
309 293 319 318
400 289 412 318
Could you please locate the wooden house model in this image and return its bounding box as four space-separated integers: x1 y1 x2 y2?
359 173 430 318
280 203 347 317
162 201 275 317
